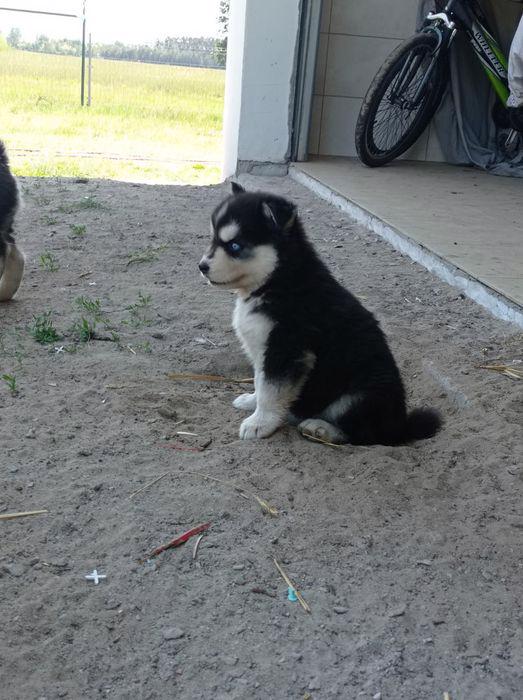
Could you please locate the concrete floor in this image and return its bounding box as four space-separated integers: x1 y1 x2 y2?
292 157 522 316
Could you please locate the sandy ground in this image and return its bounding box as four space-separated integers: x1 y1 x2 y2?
1 175 522 700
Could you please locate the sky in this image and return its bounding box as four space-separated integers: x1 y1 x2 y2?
0 1 222 44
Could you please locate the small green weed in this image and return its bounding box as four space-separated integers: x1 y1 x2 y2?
135 340 152 354
1 373 18 395
58 196 104 215
125 291 153 328
70 223 86 237
39 252 60 272
77 195 104 210
30 312 60 344
71 317 96 342
126 245 167 267
70 296 105 342
74 296 102 319
42 215 58 226
13 347 25 367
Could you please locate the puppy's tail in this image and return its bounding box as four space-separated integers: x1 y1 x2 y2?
0 243 25 301
405 407 442 441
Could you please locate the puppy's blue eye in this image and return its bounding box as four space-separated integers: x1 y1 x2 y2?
229 241 242 253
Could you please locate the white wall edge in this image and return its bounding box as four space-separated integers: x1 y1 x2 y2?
222 0 247 179
290 165 523 329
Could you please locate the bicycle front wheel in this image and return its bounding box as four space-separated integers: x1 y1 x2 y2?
355 32 447 167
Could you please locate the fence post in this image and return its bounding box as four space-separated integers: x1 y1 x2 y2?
81 1 86 105
87 33 92 106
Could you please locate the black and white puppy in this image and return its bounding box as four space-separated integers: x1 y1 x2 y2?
0 141 24 301
199 183 441 445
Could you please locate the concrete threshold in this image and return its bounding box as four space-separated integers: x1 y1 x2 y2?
290 158 523 329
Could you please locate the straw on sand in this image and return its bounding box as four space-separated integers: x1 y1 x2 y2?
0 510 48 521
478 364 523 380
273 558 311 613
300 432 343 448
192 533 205 560
129 472 170 499
185 471 279 516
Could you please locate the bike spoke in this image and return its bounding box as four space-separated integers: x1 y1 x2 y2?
369 47 435 154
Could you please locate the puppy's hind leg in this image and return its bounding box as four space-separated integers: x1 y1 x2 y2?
298 418 348 445
239 343 316 440
0 243 25 301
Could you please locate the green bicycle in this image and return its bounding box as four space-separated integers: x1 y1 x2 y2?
355 0 518 166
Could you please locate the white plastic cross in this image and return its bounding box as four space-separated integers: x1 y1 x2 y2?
85 569 106 585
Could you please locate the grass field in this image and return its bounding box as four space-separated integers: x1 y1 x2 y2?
0 49 225 184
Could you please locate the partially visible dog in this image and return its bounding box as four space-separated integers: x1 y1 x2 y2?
198 182 442 445
0 141 24 301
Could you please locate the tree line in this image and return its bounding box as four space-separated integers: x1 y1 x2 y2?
5 28 227 68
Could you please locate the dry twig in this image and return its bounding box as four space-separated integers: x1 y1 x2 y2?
129 472 170 500
300 432 343 448
273 558 311 613
145 522 211 560
477 364 523 380
0 509 48 521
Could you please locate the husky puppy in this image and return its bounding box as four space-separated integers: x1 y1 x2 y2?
0 141 24 301
199 183 441 445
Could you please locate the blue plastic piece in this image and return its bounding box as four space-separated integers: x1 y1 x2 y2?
287 586 298 602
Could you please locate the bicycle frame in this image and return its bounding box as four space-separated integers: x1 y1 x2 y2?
424 0 509 105
391 44 441 109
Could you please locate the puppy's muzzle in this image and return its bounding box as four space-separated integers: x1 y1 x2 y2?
198 258 210 274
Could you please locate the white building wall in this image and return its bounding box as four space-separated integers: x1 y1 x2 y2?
222 0 301 178
222 0 247 178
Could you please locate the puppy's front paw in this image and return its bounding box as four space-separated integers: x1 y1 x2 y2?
233 392 257 411
239 411 282 440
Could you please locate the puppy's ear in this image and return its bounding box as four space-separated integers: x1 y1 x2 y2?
262 199 297 232
231 181 245 195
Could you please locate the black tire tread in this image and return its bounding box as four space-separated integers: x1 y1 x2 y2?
355 32 447 167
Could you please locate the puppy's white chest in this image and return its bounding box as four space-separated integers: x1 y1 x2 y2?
233 298 272 368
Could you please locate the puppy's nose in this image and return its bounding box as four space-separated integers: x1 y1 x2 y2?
198 259 210 274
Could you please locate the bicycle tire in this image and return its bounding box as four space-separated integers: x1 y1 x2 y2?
355 32 447 167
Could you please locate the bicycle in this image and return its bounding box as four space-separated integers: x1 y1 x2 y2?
355 0 519 167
